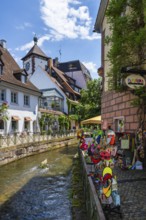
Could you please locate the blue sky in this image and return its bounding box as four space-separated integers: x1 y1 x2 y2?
0 0 101 79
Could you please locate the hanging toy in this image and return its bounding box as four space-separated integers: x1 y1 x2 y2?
102 167 113 198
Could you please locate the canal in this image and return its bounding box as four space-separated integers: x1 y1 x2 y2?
0 145 78 220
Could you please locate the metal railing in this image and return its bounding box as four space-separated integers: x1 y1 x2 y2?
79 149 106 220
0 130 76 148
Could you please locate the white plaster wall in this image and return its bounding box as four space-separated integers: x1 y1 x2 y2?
7 109 38 134
34 57 47 71
23 57 47 76
4 88 39 134
30 66 68 114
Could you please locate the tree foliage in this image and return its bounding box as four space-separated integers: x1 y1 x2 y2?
75 79 101 120
0 102 9 121
105 0 146 90
130 86 146 129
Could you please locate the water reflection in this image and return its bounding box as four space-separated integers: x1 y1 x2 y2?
0 145 78 220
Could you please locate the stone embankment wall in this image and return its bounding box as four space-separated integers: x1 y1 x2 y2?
0 137 78 166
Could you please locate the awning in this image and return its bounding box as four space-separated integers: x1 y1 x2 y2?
67 98 79 105
24 117 32 121
81 115 101 125
12 116 20 121
39 108 64 115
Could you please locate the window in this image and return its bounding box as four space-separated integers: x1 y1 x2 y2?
0 89 5 101
114 117 124 132
0 120 4 129
24 95 30 106
11 92 18 104
11 121 18 132
69 64 77 70
24 121 30 131
21 75 26 83
0 65 3 75
0 60 3 75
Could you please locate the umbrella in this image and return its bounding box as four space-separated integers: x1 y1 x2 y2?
81 115 101 125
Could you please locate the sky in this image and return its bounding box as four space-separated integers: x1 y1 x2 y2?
0 0 101 79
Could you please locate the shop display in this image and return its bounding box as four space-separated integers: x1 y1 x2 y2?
77 126 145 218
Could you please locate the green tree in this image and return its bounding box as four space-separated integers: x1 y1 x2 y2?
130 86 146 129
105 0 146 90
39 113 55 134
58 114 71 131
58 115 66 130
0 102 9 121
75 79 101 121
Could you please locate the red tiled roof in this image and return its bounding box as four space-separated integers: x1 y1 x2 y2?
52 66 80 96
0 46 41 94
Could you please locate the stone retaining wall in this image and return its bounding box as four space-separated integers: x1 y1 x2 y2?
0 137 78 166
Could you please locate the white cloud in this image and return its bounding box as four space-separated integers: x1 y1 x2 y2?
24 22 32 27
15 35 50 51
68 0 81 4
12 53 22 67
15 41 34 51
16 22 32 30
37 35 50 46
40 0 100 41
83 61 98 79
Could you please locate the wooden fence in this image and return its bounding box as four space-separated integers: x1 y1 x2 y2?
0 131 76 148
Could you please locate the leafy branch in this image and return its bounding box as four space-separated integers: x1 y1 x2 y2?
105 0 146 91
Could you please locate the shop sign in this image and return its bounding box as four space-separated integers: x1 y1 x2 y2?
125 74 145 89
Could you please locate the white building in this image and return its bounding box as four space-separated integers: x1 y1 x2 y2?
0 39 41 135
22 37 81 115
30 65 68 114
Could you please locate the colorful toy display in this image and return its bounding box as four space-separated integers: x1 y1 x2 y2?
78 127 122 217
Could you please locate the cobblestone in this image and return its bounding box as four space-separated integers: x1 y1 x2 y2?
86 153 146 220
107 167 146 220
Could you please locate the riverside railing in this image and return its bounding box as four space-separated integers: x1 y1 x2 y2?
0 131 76 148
79 149 106 220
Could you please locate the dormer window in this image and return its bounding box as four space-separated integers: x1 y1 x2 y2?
69 64 77 70
21 74 27 83
0 65 3 75
13 70 27 83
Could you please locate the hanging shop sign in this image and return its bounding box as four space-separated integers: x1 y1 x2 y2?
125 74 145 89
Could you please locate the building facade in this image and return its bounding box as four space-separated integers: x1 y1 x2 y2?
94 0 146 134
22 37 90 116
0 39 41 135
57 60 92 89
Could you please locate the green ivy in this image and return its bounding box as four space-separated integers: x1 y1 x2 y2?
0 102 9 121
105 0 146 91
131 86 146 107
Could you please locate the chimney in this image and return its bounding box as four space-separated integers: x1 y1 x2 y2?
0 39 7 49
53 57 59 67
48 58 53 75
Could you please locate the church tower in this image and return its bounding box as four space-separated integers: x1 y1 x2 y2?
21 36 49 76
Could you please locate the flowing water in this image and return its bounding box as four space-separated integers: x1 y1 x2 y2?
0 145 78 220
